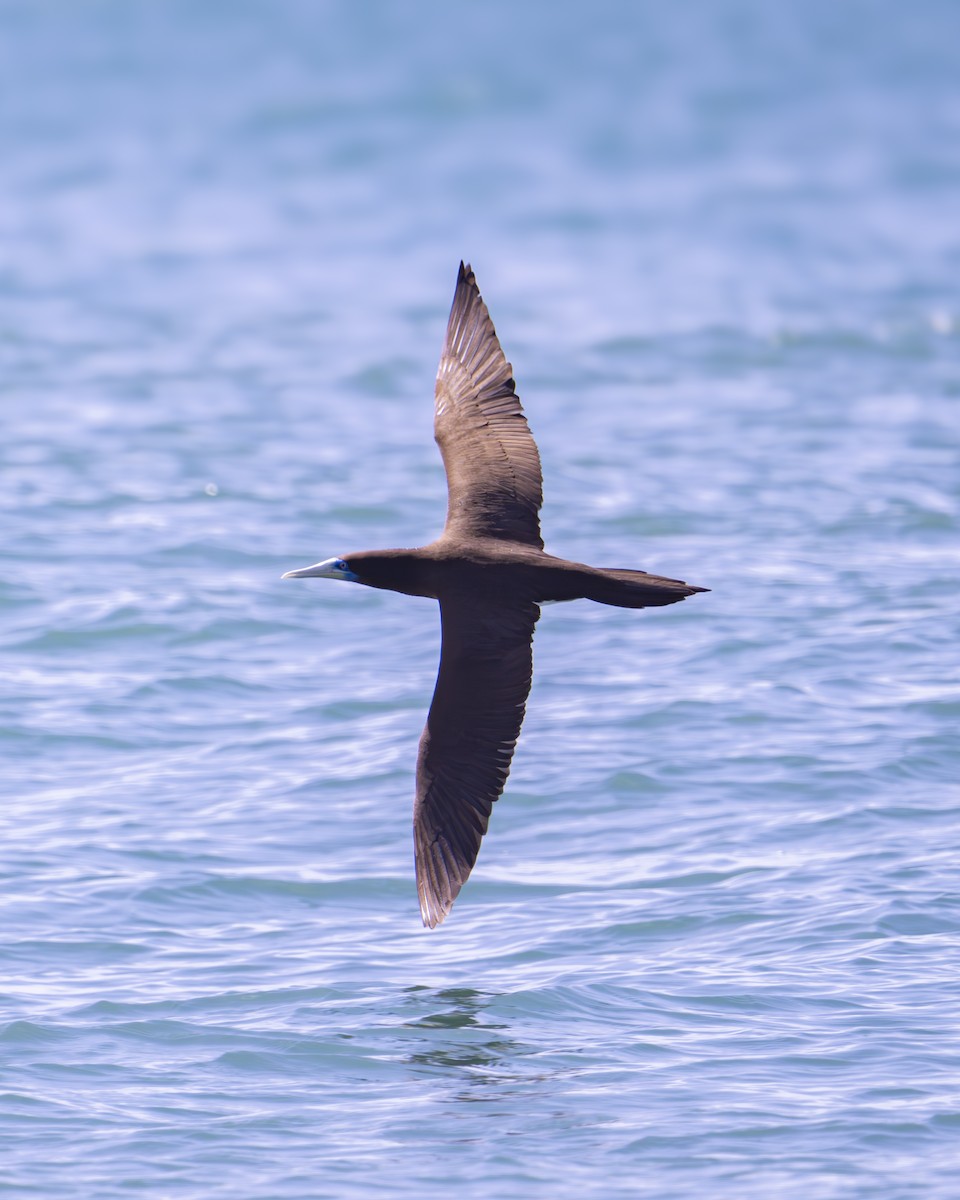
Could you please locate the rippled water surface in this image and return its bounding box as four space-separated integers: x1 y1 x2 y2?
3 2 960 1196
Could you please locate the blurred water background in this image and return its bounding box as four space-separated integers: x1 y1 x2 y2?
2 1 960 1196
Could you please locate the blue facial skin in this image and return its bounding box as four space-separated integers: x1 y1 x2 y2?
334 559 359 582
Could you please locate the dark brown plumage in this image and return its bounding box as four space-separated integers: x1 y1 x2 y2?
283 263 707 927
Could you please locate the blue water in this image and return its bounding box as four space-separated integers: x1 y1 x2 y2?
3 1 960 1196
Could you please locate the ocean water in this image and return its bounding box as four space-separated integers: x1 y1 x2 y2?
2 1 960 1196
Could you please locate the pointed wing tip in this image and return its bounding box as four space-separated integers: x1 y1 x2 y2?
420 905 446 930
415 828 470 929
418 882 454 929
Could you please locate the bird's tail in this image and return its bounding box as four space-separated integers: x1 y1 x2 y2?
579 567 708 609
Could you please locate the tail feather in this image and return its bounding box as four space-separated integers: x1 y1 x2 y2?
582 567 708 609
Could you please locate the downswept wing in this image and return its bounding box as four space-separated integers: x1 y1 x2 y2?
434 263 544 548
414 593 539 927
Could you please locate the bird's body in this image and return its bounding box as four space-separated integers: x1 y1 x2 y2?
332 542 698 608
284 263 706 927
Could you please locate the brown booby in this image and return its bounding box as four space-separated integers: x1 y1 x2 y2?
284 263 707 927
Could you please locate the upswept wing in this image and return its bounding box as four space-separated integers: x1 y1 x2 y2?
434 263 544 548
414 593 539 927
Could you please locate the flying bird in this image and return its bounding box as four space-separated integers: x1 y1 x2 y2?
284 263 707 927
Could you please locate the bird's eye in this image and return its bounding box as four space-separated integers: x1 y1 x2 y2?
337 560 348 571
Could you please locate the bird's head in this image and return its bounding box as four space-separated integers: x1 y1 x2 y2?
281 556 359 583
